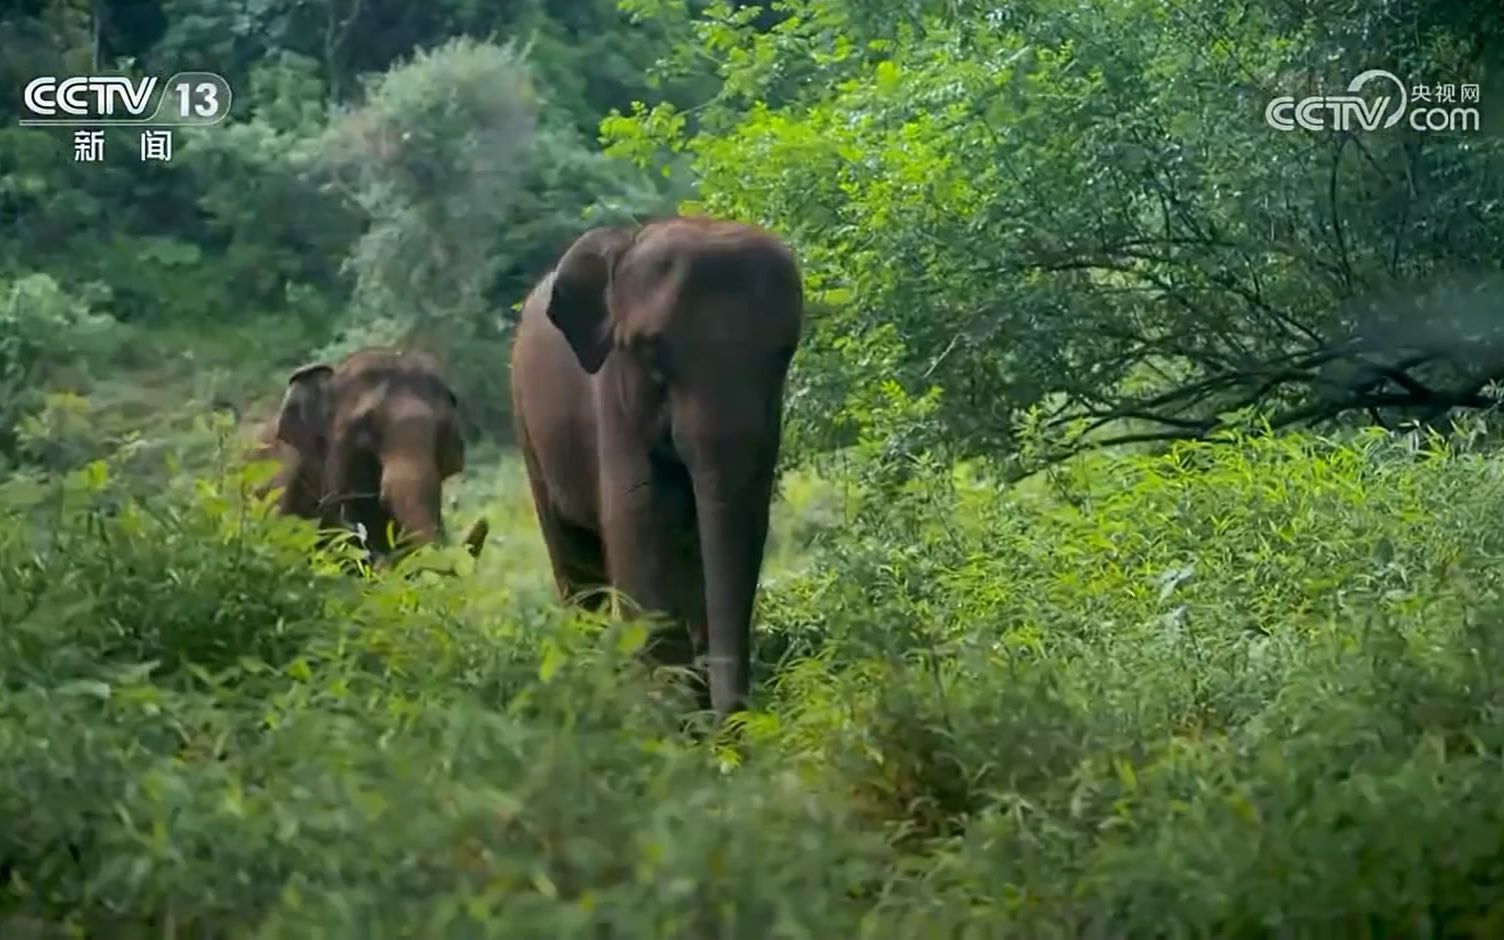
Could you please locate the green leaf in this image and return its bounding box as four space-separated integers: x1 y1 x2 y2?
56 679 111 699
538 641 567 682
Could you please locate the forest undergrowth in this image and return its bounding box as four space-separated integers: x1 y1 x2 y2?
5 421 1504 938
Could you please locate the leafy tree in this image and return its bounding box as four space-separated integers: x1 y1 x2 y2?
608 0 1504 472
0 0 682 453
300 37 664 434
305 38 541 333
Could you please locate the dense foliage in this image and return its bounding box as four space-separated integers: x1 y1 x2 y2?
3 0 1503 934
608 0 1504 468
8 429 1504 936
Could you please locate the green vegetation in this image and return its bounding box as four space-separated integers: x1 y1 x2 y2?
3 0 1503 935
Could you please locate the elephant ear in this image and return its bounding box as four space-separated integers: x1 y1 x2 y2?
274 362 334 453
432 377 465 478
547 226 635 374
440 403 467 479
438 426 465 478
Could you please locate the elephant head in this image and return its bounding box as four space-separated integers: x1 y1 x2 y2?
272 348 470 561
546 217 804 714
246 416 321 517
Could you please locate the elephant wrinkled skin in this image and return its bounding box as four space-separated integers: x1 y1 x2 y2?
256 347 480 561
509 216 805 717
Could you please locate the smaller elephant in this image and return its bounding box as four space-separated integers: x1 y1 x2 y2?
258 347 483 562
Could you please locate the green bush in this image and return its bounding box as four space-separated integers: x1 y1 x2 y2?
305 37 540 327
0 274 118 464
300 36 663 440
0 454 892 938
751 427 1504 936
6 428 1504 936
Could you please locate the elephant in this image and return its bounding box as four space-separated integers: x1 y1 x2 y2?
509 216 804 717
257 347 483 562
247 420 320 518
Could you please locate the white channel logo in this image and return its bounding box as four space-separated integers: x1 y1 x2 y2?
19 72 232 126
1266 69 1480 133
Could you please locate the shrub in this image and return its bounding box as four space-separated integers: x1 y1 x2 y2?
0 273 117 458
0 454 891 938
751 427 1504 936
304 36 540 329
7 428 1504 937
300 37 663 441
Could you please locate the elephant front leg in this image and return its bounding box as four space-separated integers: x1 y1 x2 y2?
520 443 609 608
599 473 704 676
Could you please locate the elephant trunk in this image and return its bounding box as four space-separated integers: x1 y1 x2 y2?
379 454 444 550
692 467 775 716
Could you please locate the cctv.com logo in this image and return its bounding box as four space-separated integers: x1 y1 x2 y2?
1265 69 1482 133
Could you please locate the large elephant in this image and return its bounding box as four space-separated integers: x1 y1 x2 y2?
509 216 805 716
259 347 481 561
